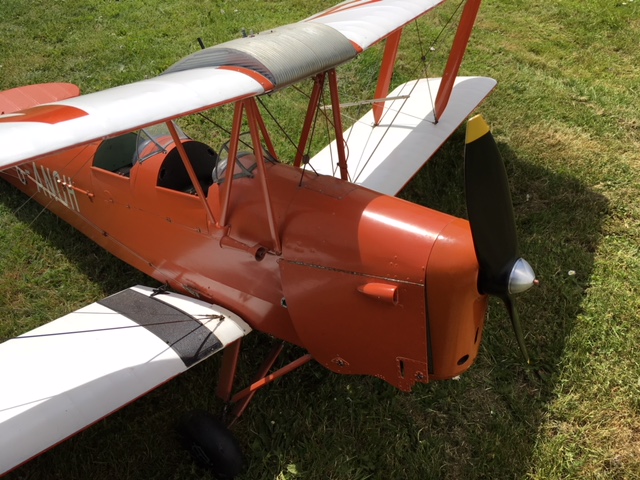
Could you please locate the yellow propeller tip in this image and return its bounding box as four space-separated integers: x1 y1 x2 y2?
466 114 490 144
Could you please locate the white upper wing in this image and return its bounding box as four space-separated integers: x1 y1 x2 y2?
0 0 449 171
306 0 445 51
0 68 265 170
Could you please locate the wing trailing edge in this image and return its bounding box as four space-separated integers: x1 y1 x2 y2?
0 286 251 476
306 0 446 51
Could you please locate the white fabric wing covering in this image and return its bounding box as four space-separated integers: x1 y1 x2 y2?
0 68 265 170
305 0 445 50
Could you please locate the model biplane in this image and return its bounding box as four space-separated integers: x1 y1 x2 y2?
0 0 536 477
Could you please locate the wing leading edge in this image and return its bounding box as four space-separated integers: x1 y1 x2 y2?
0 286 251 476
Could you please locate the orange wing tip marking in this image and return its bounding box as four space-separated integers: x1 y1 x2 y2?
465 114 490 144
349 40 364 53
218 66 275 91
0 104 88 125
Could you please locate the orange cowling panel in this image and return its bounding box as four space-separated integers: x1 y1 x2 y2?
426 218 488 380
280 176 461 391
280 260 428 391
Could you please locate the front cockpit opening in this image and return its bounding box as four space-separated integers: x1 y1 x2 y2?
93 118 279 198
157 141 218 195
156 131 277 197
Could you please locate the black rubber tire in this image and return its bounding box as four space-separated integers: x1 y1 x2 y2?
177 410 244 479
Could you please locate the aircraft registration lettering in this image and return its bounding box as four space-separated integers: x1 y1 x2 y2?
15 162 81 212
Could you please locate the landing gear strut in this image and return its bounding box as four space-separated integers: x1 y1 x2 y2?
178 339 313 478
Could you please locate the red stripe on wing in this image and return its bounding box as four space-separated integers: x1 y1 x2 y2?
0 104 88 124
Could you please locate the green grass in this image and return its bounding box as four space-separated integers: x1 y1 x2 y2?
2 0 640 479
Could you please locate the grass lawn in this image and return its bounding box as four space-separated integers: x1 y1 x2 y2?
1 0 639 479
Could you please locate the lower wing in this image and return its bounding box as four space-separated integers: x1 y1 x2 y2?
309 76 497 196
0 285 251 475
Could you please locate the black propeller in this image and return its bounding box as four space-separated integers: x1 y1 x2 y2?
464 115 535 363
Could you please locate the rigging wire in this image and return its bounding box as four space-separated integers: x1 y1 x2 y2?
298 83 323 185
346 0 468 182
419 0 467 120
318 79 341 179
3 313 225 343
196 112 252 151
257 96 301 158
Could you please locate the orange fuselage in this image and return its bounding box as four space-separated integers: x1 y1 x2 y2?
1 136 487 390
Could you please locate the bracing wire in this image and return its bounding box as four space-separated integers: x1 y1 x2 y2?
3 313 224 343
419 0 467 119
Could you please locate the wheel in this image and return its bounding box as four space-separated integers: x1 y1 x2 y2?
177 410 244 479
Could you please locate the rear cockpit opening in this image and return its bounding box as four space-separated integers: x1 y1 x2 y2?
94 122 187 177
93 132 138 176
211 132 278 185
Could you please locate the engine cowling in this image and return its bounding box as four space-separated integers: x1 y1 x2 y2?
280 172 487 391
